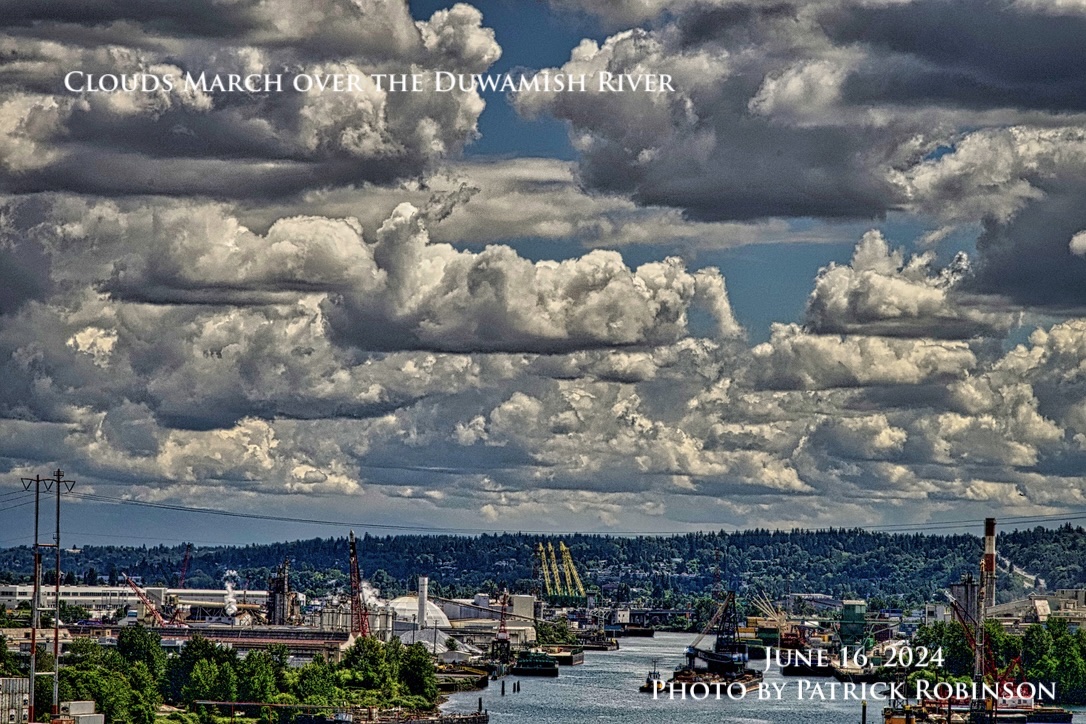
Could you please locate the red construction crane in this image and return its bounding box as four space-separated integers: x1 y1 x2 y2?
123 574 167 627
348 530 370 637
946 591 1021 687
177 543 193 589
497 590 509 640
490 589 512 663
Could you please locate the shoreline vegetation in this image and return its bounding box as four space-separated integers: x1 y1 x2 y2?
0 627 441 724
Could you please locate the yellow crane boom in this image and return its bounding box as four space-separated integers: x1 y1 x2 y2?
537 543 554 596
560 542 586 597
547 543 565 596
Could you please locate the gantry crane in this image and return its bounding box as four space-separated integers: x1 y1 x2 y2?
537 541 588 598
537 543 554 596
546 543 564 595
559 542 586 597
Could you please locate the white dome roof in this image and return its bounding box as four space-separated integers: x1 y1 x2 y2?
388 595 450 628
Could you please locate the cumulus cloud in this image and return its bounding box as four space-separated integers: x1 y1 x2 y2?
513 22 901 222
806 414 907 462
805 230 1017 339
478 381 813 494
751 323 976 390
0 2 500 198
520 0 1086 270
239 157 832 252
7 0 1086 534
323 203 742 352
4 195 741 354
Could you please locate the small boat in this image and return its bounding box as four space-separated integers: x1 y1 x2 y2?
639 659 665 693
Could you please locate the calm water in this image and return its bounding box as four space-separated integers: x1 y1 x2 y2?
442 632 867 724
443 633 1086 723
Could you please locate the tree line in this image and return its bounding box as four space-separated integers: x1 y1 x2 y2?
0 626 438 724
1 525 1083 608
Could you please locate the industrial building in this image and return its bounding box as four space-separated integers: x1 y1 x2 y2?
383 578 538 649
1 678 29 724
986 588 1086 629
0 585 268 620
5 572 540 673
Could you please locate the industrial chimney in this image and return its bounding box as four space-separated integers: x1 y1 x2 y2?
417 576 429 630
983 518 996 609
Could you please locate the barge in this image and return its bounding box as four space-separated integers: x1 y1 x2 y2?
510 651 560 677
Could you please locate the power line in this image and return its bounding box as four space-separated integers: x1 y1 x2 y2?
0 499 39 514
46 489 1086 537
867 511 1086 532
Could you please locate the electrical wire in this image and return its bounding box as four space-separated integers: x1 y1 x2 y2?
39 489 1086 537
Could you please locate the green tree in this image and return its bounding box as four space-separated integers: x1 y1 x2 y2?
1023 624 1053 668
58 601 90 623
166 635 233 704
912 621 972 676
239 651 277 703
266 644 291 692
214 662 238 703
534 619 576 645
1048 619 1086 704
398 643 437 704
126 661 159 724
293 657 337 705
118 624 166 683
59 666 135 724
341 637 396 692
0 633 16 675
984 620 1021 669
182 659 220 707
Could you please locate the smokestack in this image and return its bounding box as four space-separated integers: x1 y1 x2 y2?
418 576 428 629
983 518 996 609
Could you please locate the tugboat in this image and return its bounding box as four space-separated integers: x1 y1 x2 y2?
639 659 664 693
511 650 560 677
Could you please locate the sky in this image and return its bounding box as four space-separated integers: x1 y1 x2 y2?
4 0 1086 547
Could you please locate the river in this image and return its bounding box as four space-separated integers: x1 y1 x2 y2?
442 633 1085 723
442 632 873 723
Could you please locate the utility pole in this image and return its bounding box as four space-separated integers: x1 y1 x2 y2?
21 469 75 723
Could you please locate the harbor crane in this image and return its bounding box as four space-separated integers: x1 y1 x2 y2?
348 530 370 637
123 574 167 627
559 542 586 597
537 543 554 596
490 589 513 663
546 543 563 594
177 543 192 589
944 588 1022 690
537 541 588 598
